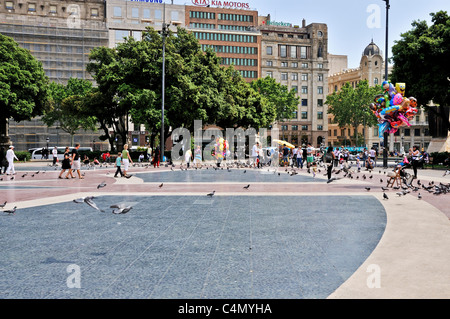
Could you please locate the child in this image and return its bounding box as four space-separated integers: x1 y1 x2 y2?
114 153 123 177
59 152 71 179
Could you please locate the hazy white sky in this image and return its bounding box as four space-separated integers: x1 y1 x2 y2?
172 0 449 68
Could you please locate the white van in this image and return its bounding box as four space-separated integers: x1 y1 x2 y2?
31 147 93 160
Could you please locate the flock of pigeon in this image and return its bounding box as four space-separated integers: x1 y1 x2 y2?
1 162 449 216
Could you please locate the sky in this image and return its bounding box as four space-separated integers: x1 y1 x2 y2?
172 0 450 68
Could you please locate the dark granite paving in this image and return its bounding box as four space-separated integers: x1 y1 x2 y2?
137 168 320 183
0 195 386 299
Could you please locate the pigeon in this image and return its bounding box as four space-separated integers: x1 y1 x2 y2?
396 192 403 197
243 184 250 189
124 174 133 179
3 206 17 215
418 193 422 200
383 193 389 200
21 173 28 178
97 181 107 189
73 196 104 212
365 187 371 191
443 170 450 177
110 204 133 214
159 183 163 188
0 201 6 208
84 197 105 212
207 191 215 197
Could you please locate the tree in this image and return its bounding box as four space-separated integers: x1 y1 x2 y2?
43 79 97 146
390 11 450 137
326 80 381 146
0 34 49 146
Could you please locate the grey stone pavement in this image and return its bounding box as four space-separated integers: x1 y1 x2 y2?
0 160 449 299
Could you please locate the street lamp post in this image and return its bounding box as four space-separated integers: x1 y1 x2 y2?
160 3 169 163
382 0 390 168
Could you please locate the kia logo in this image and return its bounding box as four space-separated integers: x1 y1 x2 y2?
192 0 210 6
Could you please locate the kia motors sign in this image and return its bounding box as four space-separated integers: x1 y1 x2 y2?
191 0 250 9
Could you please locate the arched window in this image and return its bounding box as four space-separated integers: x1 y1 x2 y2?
374 77 379 85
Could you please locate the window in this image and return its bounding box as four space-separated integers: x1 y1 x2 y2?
28 3 36 12
292 62 298 68
318 31 323 37
266 71 273 78
318 86 323 94
404 128 410 136
143 9 150 19
290 46 297 58
302 125 308 131
91 8 99 17
292 125 298 131
5 1 14 9
266 60 273 67
301 86 308 94
301 63 308 68
301 99 308 106
317 112 323 120
115 30 129 42
155 9 162 19
281 62 288 67
281 73 288 81
49 5 57 13
280 45 287 58
317 125 323 131
374 77 379 85
291 86 298 92
301 111 308 119
291 73 298 81
414 128 421 136
318 74 323 81
113 7 122 17
318 63 323 69
300 46 307 59
317 99 323 107
266 46 273 55
301 74 308 81
132 8 139 18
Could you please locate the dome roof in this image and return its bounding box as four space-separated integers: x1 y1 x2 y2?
363 40 381 56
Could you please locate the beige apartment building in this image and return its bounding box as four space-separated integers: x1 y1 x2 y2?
259 17 329 147
0 0 109 151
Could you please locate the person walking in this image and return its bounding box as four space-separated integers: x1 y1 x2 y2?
6 145 19 175
52 146 58 166
306 143 314 168
193 145 202 168
324 146 335 182
410 145 420 179
122 144 133 176
58 147 72 179
0 147 7 174
66 143 83 179
185 147 192 168
114 152 124 177
153 146 160 168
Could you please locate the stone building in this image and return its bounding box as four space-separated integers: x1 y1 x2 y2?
0 0 109 151
259 17 329 147
327 40 432 153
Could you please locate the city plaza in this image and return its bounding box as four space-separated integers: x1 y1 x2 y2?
0 158 449 299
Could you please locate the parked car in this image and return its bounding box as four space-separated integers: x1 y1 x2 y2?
31 147 92 160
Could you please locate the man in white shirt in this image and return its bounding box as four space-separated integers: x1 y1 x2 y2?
52 146 58 166
251 142 259 167
6 145 19 175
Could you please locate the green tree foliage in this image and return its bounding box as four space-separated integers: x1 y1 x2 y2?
0 34 48 138
43 78 97 146
86 27 289 150
325 80 381 145
390 11 450 135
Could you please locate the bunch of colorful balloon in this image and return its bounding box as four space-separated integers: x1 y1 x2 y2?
369 81 418 146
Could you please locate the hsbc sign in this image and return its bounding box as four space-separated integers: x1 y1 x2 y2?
191 0 250 9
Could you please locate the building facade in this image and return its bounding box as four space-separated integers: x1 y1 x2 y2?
1 0 110 151
327 40 432 153
259 17 329 147
185 4 260 81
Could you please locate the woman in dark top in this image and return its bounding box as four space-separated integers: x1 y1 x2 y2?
324 146 335 182
0 147 6 174
58 147 72 179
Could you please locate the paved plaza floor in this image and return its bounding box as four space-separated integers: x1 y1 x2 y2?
0 160 449 299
